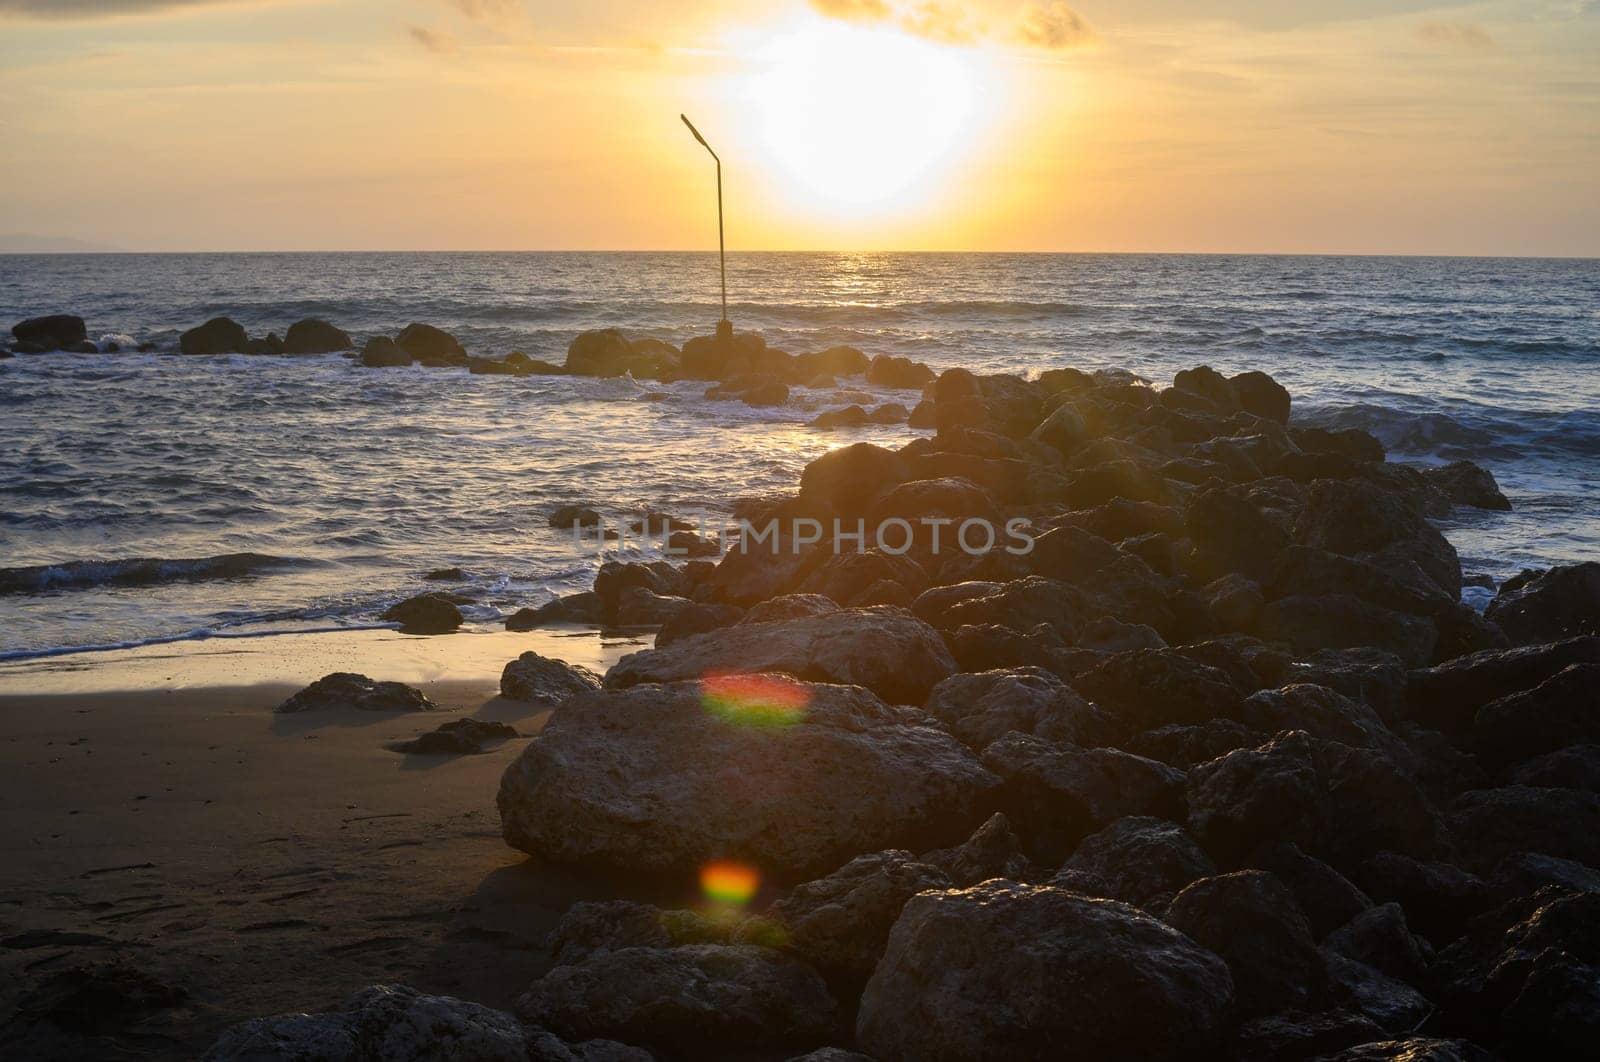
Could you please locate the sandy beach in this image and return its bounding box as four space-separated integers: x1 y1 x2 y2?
0 627 659 1059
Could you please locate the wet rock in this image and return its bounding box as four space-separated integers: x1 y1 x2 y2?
1058 816 1216 909
518 944 836 1057
1422 460 1512 511
179 316 248 355
1323 954 1433 1033
857 881 1234 1062
394 717 518 755
12 314 88 350
283 318 353 354
1405 636 1600 731
1071 648 1243 732
1318 1040 1496 1062
277 672 436 713
564 328 634 377
1172 365 1241 413
1230 370 1291 425
497 679 999 878
1228 1009 1385 1062
505 592 604 630
1472 663 1600 768
922 666 1110 751
396 322 466 363
865 353 935 389
548 504 602 529
382 592 463 634
1485 562 1600 645
811 405 869 429
796 345 870 379
1257 595 1438 668
424 566 463 581
1324 902 1431 988
605 606 956 706
1448 785 1600 871
204 984 528 1061
982 732 1186 862
919 812 1035 887
499 651 601 705
765 850 952 984
1164 870 1325 1015
360 335 411 366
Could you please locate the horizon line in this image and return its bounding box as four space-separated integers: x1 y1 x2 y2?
1 248 1596 261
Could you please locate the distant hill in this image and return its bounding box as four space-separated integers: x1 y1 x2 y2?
0 233 127 253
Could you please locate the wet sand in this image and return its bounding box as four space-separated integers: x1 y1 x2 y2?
0 627 659 1060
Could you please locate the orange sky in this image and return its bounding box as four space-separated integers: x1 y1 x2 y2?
0 0 1596 255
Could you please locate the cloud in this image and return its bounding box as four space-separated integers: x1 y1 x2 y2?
407 24 458 55
809 0 892 21
1015 0 1092 50
1416 21 1496 51
442 0 519 22
0 0 274 17
899 1 979 45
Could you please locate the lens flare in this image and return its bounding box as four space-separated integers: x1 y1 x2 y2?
701 673 810 727
701 861 761 906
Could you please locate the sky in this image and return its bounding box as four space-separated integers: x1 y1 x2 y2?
0 0 1596 255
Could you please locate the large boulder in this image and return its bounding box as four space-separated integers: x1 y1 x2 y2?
1256 594 1437 669
396 322 466 362
276 672 436 713
857 881 1234 1062
13 314 87 350
798 442 911 515
360 335 411 367
1294 479 1460 598
283 318 353 354
518 944 836 1057
922 666 1110 751
982 732 1186 862
564 328 634 376
1472 663 1600 768
1056 816 1216 909
499 651 602 704
1405 636 1600 731
1422 460 1512 511
1230 370 1291 424
1448 786 1600 872
1485 562 1600 645
381 592 463 634
1163 870 1326 1016
604 606 955 706
179 316 249 355
764 849 952 984
497 679 1000 878
1071 649 1243 733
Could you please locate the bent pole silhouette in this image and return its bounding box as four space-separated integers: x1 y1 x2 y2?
681 114 729 334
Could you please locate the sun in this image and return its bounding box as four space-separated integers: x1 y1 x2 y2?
746 22 980 212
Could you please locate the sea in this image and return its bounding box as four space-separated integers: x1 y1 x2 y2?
1 252 1596 658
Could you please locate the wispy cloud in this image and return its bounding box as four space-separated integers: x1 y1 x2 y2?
0 0 277 17
1015 0 1092 50
810 0 892 21
1416 21 1496 52
899 2 979 45
441 0 519 24
407 24 458 55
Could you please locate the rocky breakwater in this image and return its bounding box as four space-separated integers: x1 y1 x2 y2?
207 353 1600 1061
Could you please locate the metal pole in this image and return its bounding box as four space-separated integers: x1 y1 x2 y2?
681 114 730 335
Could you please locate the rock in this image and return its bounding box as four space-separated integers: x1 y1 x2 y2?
1322 954 1433 1034
179 316 248 355
797 551 929 608
797 345 870 379
1473 663 1600 768
1127 719 1263 770
1231 684 1399 756
283 318 353 354
798 442 910 515
424 566 463 581
1449 785 1600 871
857 881 1234 1062
982 732 1186 862
1256 595 1438 669
865 354 935 389
497 679 999 878
12 314 87 350
1071 649 1243 733
1172 365 1241 413
1030 402 1090 455
604 606 956 706
499 651 601 704
742 379 789 406
1351 852 1492 947
765 850 952 984
1058 816 1216 909
655 602 744 647
1510 745 1600 791
811 405 870 429
1485 562 1600 645
382 592 463 634
564 328 634 376
394 717 518 755
919 812 1035 887
1287 648 1409 726
1230 370 1291 425
740 593 839 625
548 504 603 529
1245 841 1372 939
924 666 1112 751
1405 636 1600 731
1294 479 1460 598
360 335 411 366
277 673 436 713
204 984 530 1062
1228 1009 1385 1062
518 944 836 1056
1422 460 1512 511
1318 1040 1496 1062
1324 902 1431 988
548 900 736 966
614 587 696 626
1265 546 1453 620
505 592 604 630
1164 870 1325 1015
1187 731 1326 864
396 322 466 362
1204 573 1264 631
787 1050 874 1062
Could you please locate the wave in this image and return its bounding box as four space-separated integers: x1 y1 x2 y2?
0 620 393 663
0 551 307 596
1294 402 1600 460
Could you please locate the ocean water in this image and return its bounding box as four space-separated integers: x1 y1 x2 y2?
1 251 1596 657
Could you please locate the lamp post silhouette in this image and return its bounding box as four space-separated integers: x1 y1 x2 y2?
681 114 732 344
